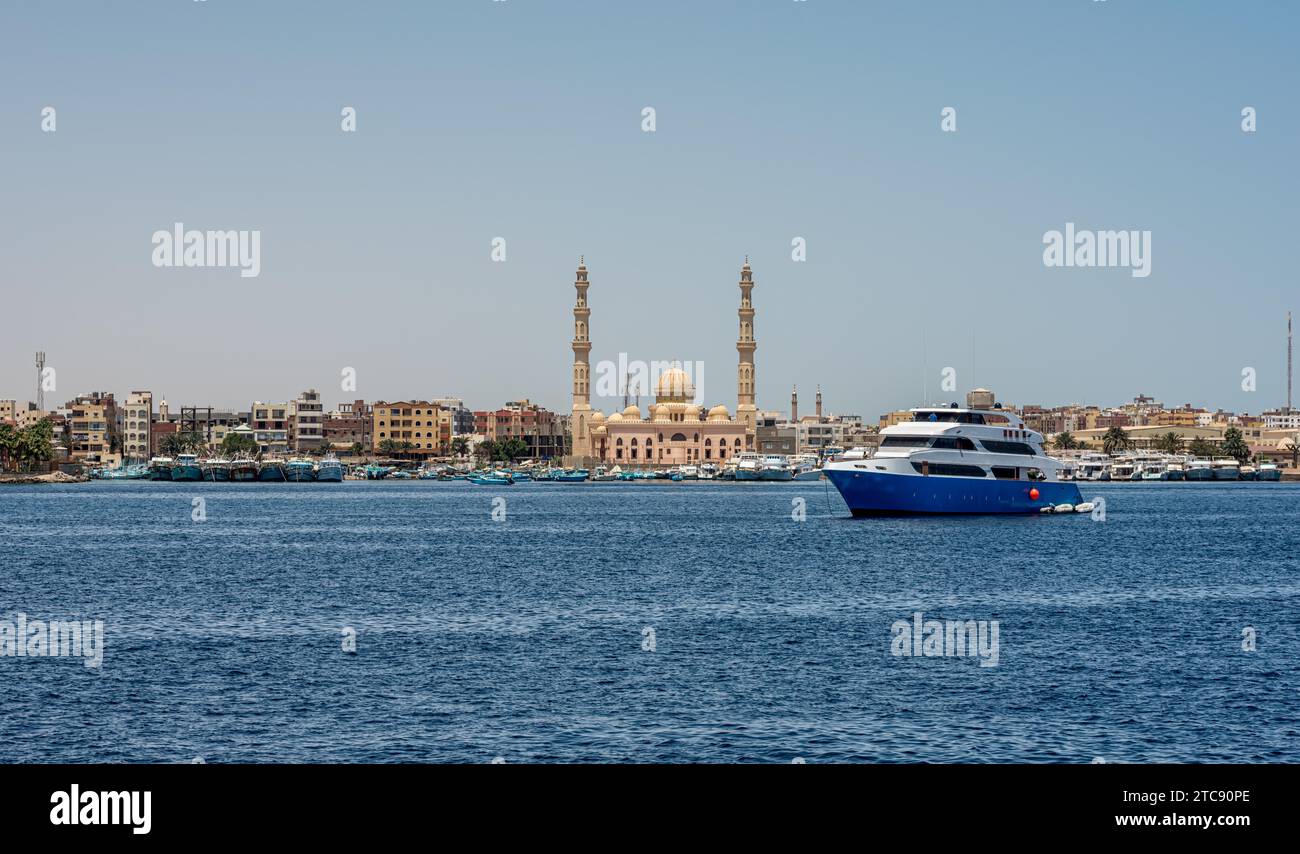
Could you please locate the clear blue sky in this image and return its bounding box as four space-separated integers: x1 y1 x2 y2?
2 1 1296 419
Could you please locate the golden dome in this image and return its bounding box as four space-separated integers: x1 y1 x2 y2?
707 403 731 422
622 404 642 420
655 367 695 403
606 412 623 423
651 403 672 423
591 411 606 423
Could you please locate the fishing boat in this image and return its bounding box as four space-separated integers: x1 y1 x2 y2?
823 404 1081 515
258 459 288 482
468 472 514 485
204 459 231 482
229 458 258 482
1164 460 1186 481
1257 461 1282 481
100 462 152 480
316 454 344 483
679 465 699 480
149 456 174 481
285 458 316 482
363 464 390 480
1211 457 1240 480
592 466 617 482
1238 464 1257 481
1184 459 1214 481
390 469 412 479
170 454 204 482
698 464 717 480
553 468 589 482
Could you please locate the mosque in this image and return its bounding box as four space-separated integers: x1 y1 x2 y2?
568 258 758 468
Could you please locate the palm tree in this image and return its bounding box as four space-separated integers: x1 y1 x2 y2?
17 419 54 472
502 438 528 463
159 433 186 457
399 441 415 460
1155 431 1184 454
377 438 399 458
474 440 496 463
221 433 258 457
1102 426 1131 456
1189 437 1216 458
451 436 470 459
349 442 365 458
1221 427 1251 463
1052 431 1078 450
0 423 19 472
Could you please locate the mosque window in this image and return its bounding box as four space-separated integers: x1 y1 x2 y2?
671 433 687 442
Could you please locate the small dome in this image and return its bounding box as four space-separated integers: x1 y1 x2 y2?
606 412 623 424
707 404 731 422
651 403 672 423
655 367 695 403
591 411 606 423
622 404 642 420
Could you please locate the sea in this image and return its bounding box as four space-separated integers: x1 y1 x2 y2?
1 480 1297 763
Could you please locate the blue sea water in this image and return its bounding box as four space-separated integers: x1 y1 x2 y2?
1 480 1297 763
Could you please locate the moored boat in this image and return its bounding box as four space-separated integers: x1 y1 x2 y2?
258 459 288 482
170 454 204 482
316 453 344 482
759 454 794 481
1211 457 1240 480
1257 462 1282 481
732 453 764 481
285 458 316 482
149 456 174 481
1185 459 1214 481
229 458 258 481
204 459 231 481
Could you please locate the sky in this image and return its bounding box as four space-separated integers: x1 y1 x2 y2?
1 0 1297 420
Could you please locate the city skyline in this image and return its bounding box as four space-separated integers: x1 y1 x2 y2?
3 1 1297 416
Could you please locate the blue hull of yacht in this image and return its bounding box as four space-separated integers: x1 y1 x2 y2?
825 467 1083 516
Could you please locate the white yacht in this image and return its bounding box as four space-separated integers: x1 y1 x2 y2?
732 453 764 481
759 454 794 481
790 453 823 481
823 404 1081 515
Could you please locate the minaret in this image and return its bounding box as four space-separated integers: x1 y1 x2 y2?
816 384 823 420
791 385 798 423
570 257 593 461
736 257 758 435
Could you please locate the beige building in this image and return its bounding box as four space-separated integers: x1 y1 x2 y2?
292 388 324 452
122 390 153 460
372 401 450 458
568 257 758 468
0 399 15 423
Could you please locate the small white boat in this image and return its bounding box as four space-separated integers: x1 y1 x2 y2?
1074 502 1095 514
1054 503 1075 513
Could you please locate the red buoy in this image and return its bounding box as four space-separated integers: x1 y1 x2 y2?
1029 488 1040 501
